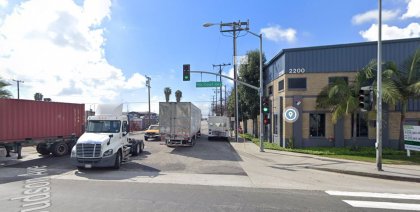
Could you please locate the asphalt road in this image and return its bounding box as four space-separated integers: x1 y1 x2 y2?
2 178 395 212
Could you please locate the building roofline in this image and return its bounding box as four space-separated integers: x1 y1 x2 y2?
264 37 420 68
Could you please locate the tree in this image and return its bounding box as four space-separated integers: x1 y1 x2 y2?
316 59 400 145
34 92 43 101
388 49 420 150
164 87 171 102
226 88 237 117
175 90 182 102
0 77 12 98
237 50 266 120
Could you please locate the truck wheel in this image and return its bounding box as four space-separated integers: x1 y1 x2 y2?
36 144 50 155
139 142 144 153
114 151 121 169
144 137 148 141
132 143 140 156
51 142 69 157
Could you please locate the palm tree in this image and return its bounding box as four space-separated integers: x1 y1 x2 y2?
316 78 359 140
164 87 171 102
0 78 12 98
175 90 182 102
316 60 400 144
388 49 420 149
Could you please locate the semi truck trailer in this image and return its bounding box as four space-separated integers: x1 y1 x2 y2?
0 99 85 159
159 102 201 147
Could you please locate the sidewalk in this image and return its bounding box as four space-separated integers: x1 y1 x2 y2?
230 140 420 183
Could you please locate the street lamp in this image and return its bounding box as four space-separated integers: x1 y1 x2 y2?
203 20 264 152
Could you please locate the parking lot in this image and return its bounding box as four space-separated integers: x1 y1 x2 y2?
0 122 246 177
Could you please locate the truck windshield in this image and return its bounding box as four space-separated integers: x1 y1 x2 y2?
87 120 121 133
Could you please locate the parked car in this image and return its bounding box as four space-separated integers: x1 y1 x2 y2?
145 124 160 141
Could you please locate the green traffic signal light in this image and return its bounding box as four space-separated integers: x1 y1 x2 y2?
262 97 269 114
183 64 190 81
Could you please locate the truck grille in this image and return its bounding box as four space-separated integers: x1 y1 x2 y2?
76 143 101 158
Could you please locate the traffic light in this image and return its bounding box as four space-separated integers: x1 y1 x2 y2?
183 64 190 81
262 97 269 114
263 114 270 125
359 86 373 111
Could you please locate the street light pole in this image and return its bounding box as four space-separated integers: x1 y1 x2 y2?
376 0 383 171
12 79 24 99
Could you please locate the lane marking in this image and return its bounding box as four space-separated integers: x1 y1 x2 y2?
326 190 420 200
343 200 420 211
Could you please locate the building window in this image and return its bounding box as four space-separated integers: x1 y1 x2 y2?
396 98 420 112
278 80 284 92
273 114 278 134
351 113 368 137
328 77 348 85
268 86 273 95
288 78 306 89
309 113 325 137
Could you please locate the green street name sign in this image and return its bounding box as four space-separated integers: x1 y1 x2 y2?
196 81 222 88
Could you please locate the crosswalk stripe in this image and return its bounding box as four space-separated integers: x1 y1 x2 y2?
343 200 420 211
326 190 420 200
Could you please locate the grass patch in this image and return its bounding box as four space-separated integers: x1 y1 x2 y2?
240 133 420 165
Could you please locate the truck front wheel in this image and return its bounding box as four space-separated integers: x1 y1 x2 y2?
114 151 121 169
51 142 69 157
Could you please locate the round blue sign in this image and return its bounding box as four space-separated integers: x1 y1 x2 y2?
284 106 299 123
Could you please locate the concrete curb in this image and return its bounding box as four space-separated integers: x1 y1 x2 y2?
306 166 420 183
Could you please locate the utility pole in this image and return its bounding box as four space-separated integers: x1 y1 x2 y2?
224 85 227 116
145 75 151 128
213 63 230 116
214 88 218 116
12 79 24 99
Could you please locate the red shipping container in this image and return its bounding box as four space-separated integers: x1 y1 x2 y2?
0 99 85 143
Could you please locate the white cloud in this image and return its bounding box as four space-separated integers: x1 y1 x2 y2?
0 0 145 103
402 0 420 19
260 25 297 43
359 23 420 41
222 68 234 85
352 9 400 25
0 0 7 8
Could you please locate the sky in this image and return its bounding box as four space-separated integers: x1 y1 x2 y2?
0 0 419 116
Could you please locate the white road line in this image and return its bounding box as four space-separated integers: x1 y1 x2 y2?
326 191 420 200
343 200 420 211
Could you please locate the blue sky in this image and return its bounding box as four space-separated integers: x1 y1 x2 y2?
0 0 419 115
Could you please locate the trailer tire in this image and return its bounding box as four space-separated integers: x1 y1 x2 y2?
51 141 69 157
114 151 121 169
36 144 50 155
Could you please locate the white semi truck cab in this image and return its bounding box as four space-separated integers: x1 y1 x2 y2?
70 104 144 169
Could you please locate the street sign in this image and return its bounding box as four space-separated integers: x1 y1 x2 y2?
196 81 222 88
404 125 420 151
284 106 299 123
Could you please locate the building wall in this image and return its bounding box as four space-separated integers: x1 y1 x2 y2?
262 38 420 148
